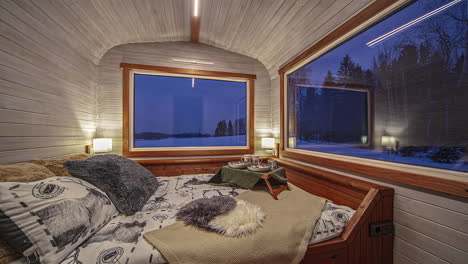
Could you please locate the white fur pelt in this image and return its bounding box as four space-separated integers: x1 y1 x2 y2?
208 200 265 237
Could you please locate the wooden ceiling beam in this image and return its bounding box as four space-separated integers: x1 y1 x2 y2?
191 16 200 43
190 0 200 43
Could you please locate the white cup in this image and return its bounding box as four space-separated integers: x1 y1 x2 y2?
242 154 252 164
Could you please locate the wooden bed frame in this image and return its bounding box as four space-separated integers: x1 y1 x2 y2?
138 158 394 264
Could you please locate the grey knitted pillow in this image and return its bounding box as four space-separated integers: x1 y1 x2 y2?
64 154 159 215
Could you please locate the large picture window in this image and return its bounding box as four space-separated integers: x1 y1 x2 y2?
122 64 255 157
284 0 468 173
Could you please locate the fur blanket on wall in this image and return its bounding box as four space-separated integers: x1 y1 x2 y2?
144 184 326 264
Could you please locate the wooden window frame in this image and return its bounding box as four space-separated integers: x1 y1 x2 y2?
278 0 468 198
121 63 256 157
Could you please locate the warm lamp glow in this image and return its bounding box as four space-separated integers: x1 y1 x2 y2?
381 136 396 147
262 138 275 149
93 138 112 153
193 0 199 17
288 137 296 148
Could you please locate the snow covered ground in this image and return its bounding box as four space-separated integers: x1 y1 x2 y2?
135 135 246 148
296 140 468 172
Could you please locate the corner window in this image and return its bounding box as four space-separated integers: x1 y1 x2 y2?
122 64 255 157
285 0 468 173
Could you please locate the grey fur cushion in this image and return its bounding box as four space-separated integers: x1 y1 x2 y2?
176 196 237 231
64 154 159 215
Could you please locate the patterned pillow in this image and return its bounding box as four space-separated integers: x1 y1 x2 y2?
310 202 355 244
0 177 118 264
64 154 159 215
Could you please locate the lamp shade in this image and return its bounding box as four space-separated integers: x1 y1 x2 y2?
261 137 275 149
381 136 396 147
93 138 112 153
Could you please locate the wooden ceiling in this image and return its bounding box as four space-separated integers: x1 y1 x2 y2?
5 0 374 77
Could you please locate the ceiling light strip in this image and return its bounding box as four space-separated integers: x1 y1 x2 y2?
366 0 462 47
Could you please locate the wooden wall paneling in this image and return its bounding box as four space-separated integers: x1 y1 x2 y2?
395 223 468 264
0 1 98 164
394 250 418 264
394 237 449 264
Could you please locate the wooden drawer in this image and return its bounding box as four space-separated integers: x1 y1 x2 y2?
302 248 347 264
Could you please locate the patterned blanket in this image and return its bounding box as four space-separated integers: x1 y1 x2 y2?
9 174 353 264
59 174 243 264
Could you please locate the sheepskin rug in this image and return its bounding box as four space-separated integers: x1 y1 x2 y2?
208 200 265 237
176 196 237 231
176 196 265 237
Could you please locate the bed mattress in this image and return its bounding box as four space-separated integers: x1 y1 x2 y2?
10 174 354 264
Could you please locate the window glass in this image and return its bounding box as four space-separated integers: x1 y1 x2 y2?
134 74 247 148
287 0 468 172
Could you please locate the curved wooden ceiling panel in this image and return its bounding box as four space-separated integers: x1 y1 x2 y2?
3 0 374 77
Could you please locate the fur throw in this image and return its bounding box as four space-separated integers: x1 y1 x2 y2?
0 163 55 182
176 196 265 237
0 241 21 264
176 196 237 231
208 200 265 237
31 153 91 176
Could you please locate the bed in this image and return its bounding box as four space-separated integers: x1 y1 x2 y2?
2 156 393 264
140 158 395 264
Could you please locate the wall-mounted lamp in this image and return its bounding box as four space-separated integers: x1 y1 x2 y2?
288 137 297 148
262 137 275 156
93 138 113 153
381 136 397 152
361 135 368 144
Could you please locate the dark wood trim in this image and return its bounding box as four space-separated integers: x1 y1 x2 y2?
122 67 130 154
135 157 238 165
137 157 237 177
280 158 394 263
190 16 200 43
120 63 257 80
278 0 400 74
276 159 377 194
124 149 253 158
279 73 285 150
282 151 468 198
121 63 255 157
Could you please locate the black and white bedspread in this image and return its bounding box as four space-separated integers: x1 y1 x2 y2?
11 174 355 264
60 174 244 264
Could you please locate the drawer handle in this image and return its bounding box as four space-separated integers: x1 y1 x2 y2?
330 254 337 259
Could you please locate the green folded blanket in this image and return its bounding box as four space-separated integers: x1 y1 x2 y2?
208 166 287 189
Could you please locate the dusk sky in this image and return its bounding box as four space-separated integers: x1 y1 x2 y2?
291 0 466 85
134 74 247 135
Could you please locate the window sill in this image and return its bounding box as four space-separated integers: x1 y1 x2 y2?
281 149 468 198
123 148 254 158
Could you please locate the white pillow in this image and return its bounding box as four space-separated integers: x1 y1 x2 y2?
0 177 118 264
310 202 355 244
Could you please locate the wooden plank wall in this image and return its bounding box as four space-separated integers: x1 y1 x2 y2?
97 42 271 155
0 1 98 164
